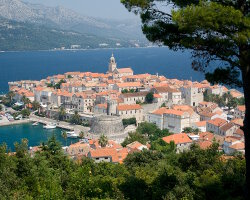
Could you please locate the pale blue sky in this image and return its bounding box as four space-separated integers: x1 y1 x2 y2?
23 0 138 19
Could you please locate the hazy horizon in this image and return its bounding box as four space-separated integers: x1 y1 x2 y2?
22 0 139 20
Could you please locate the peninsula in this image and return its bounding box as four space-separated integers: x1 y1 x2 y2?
0 54 245 162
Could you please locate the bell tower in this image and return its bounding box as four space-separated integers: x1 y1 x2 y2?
108 53 117 73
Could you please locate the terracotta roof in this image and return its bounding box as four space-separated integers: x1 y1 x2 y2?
126 141 147 150
235 128 244 136
207 118 227 127
237 105 245 112
89 148 118 162
230 142 245 150
199 111 217 118
116 82 141 88
121 91 148 98
230 90 244 98
220 122 235 132
231 118 243 127
195 121 207 127
199 132 215 141
117 104 142 111
225 136 241 143
152 107 169 115
153 86 179 93
198 140 213 149
117 68 133 73
153 93 162 98
162 133 192 144
163 109 185 116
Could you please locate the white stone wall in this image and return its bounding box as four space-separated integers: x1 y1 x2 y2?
163 113 190 133
147 114 164 129
118 109 143 122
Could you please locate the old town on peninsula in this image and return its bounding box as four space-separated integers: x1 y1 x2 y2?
1 54 245 163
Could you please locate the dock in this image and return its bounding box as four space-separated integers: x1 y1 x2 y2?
29 115 90 134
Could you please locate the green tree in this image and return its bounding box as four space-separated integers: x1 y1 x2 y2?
99 134 108 147
160 103 166 108
21 95 31 109
0 104 2 112
20 109 31 117
122 132 148 147
121 0 250 193
54 79 66 89
6 91 15 103
61 131 68 146
58 107 66 121
70 111 81 125
32 101 40 111
183 127 199 134
145 92 154 103
122 117 137 127
79 131 85 139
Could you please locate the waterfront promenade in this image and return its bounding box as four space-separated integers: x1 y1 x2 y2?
29 115 90 135
0 118 30 127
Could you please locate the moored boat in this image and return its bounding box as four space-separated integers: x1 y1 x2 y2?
43 123 57 129
66 131 79 138
32 122 39 126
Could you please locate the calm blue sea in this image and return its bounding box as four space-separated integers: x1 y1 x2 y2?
0 123 78 151
0 47 205 94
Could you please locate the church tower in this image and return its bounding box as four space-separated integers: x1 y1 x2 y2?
108 53 117 73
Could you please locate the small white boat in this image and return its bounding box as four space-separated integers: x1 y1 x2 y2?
32 122 39 126
66 131 79 138
43 123 57 129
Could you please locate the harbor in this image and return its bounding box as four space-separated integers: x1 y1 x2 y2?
0 123 79 151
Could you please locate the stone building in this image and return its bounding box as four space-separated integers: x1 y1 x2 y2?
181 85 204 107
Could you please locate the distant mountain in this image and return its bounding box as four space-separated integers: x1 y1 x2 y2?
0 0 147 41
0 17 146 51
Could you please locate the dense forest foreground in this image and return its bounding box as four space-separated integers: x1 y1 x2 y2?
0 136 246 200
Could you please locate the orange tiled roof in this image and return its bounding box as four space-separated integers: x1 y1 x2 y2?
235 128 244 136
230 142 245 150
207 118 227 127
153 93 162 98
230 90 244 98
163 109 185 116
198 140 213 149
127 141 145 150
199 132 215 141
116 82 141 88
117 68 133 73
117 104 142 111
220 122 235 132
237 105 245 112
231 118 243 127
162 133 192 144
195 121 207 127
152 107 169 115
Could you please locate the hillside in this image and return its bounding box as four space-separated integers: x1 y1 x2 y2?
0 17 149 51
0 0 147 42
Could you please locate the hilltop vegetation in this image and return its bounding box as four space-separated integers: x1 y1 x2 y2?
0 0 149 51
0 135 246 200
0 17 127 51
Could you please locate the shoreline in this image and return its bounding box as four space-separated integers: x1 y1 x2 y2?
0 46 160 54
0 119 31 127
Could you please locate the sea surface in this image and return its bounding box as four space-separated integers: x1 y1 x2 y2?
0 47 205 94
0 123 78 151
